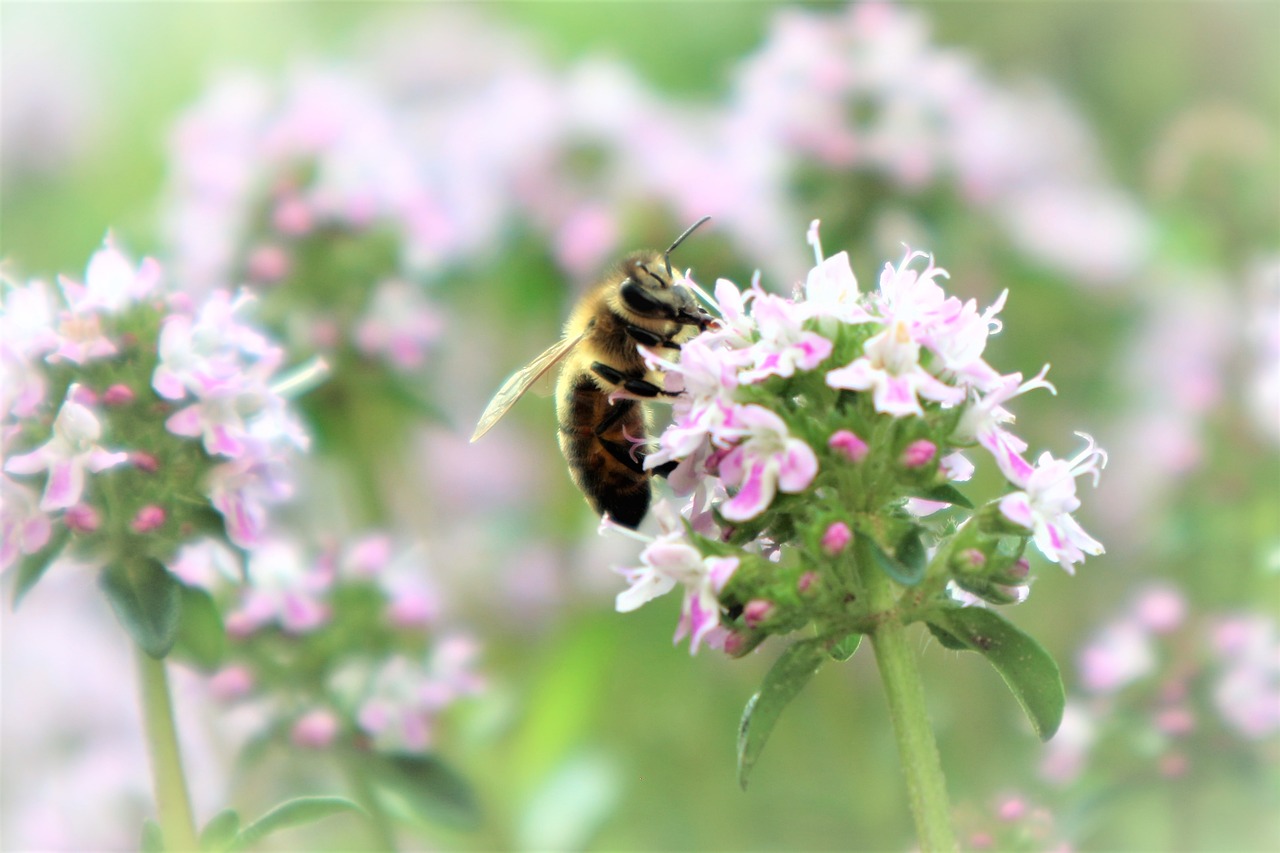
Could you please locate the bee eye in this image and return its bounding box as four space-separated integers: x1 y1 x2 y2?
620 280 669 317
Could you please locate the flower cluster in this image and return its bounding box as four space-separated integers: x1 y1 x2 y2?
191 533 485 754
607 224 1106 653
1041 584 1280 788
1 237 310 582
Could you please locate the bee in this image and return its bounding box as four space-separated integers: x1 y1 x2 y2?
471 217 714 528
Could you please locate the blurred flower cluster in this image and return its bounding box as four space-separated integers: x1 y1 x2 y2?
182 533 484 756
1042 583 1279 788
606 225 1105 654
1 237 308 588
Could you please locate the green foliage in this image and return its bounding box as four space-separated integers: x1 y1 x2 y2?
365 753 482 832
737 638 829 790
198 810 240 852
173 584 227 671
926 606 1065 740
99 557 182 658
228 797 365 851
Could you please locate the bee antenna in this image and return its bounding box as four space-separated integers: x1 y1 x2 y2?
663 215 711 278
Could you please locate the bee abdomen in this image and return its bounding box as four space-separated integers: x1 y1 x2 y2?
558 375 651 529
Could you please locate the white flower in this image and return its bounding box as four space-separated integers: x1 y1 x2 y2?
998 433 1106 572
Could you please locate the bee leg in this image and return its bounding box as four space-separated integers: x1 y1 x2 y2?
590 362 676 399
597 436 646 475
624 324 681 351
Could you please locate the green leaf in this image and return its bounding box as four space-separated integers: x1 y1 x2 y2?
927 607 1065 740
11 524 70 607
827 632 863 662
141 819 165 853
231 797 364 850
367 753 481 832
199 809 240 852
99 557 182 658
173 584 227 671
737 638 827 790
871 529 927 586
907 482 974 509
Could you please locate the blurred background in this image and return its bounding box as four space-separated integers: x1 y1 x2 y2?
2 2 1277 851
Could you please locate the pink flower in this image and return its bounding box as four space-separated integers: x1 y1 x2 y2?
609 503 740 654
59 235 162 314
353 280 444 371
0 477 52 572
956 366 1056 483
1078 619 1154 694
826 319 965 417
739 291 833 383
717 405 818 521
4 386 129 511
226 538 330 634
997 433 1106 572
206 449 294 550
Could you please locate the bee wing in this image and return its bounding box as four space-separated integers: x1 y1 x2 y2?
470 332 585 442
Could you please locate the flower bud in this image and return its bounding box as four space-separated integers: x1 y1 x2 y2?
291 709 340 748
208 666 255 701
102 384 136 406
247 244 291 283
797 570 820 595
131 505 166 533
901 439 937 468
64 503 101 533
821 521 852 555
272 196 314 236
743 599 775 629
828 430 869 463
131 451 159 473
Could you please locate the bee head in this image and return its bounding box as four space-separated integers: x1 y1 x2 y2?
617 217 714 331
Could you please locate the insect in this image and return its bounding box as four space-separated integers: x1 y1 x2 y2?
471 217 715 528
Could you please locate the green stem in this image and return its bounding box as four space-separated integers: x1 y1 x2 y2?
858 539 958 853
341 749 399 852
137 650 200 852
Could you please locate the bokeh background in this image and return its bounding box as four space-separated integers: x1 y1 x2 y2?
2 2 1277 851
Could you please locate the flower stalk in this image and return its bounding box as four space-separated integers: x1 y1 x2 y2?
137 649 199 852
859 537 957 852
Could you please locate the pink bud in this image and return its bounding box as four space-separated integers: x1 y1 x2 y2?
821 521 852 555
65 503 101 533
1155 706 1196 735
291 709 340 748
1009 558 1031 580
1133 584 1186 634
722 632 750 657
272 196 314 236
69 385 98 406
102 384 136 406
131 451 159 473
997 796 1027 822
1159 752 1190 779
828 429 869 463
797 571 820 594
247 244 290 283
131 505 166 533
209 666 254 701
959 548 986 570
901 439 937 468
743 599 775 629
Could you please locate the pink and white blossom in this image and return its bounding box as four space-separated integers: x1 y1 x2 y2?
826 319 965 417
4 387 129 511
609 504 740 654
716 405 818 522
998 433 1106 572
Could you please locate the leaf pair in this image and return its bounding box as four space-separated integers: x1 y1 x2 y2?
736 607 1065 788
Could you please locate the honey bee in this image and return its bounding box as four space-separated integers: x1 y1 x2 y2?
471 217 714 528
